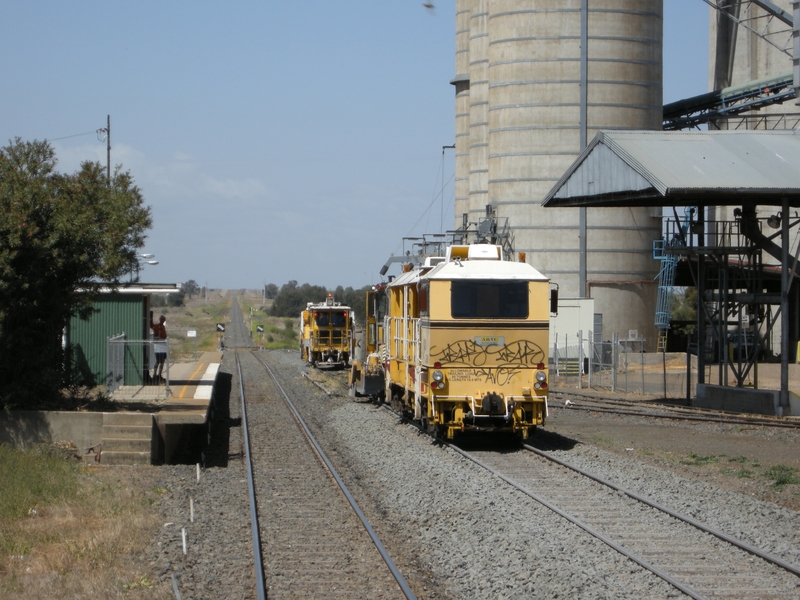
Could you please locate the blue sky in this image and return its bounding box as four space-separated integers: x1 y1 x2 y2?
1 1 708 290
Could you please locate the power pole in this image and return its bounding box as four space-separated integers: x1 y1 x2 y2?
96 115 111 183
106 114 111 181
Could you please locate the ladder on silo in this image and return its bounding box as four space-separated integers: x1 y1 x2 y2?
653 239 679 353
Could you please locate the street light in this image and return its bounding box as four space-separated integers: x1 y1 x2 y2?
767 214 782 229
132 253 158 281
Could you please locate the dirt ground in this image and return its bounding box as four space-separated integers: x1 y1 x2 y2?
545 395 800 512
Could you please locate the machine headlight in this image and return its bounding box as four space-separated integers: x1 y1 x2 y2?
432 370 444 382
535 370 547 383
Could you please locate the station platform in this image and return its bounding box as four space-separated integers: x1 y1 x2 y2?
109 351 223 425
157 352 222 424
0 352 225 465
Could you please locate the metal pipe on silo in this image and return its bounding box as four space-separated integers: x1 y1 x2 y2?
580 0 588 296
453 0 472 224
468 0 489 223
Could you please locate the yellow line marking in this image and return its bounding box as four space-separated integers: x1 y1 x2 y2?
177 363 208 399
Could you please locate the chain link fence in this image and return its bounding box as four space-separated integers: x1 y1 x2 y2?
106 335 171 397
552 331 692 398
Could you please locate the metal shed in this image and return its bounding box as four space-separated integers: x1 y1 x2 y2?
66 284 180 388
543 130 800 414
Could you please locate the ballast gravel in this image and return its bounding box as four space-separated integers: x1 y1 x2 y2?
267 350 681 599
145 348 799 599
146 357 255 599
542 444 800 567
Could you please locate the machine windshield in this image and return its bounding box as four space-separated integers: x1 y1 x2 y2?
451 280 528 319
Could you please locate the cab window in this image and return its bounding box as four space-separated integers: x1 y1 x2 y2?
451 281 528 318
419 283 429 317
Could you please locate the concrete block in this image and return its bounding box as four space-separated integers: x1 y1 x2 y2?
103 412 153 427
102 425 152 438
789 391 800 417
695 384 779 416
102 437 152 453
0 411 103 450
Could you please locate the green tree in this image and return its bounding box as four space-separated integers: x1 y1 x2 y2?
183 279 199 298
0 138 152 407
670 287 697 334
264 283 278 299
269 281 328 317
267 281 372 325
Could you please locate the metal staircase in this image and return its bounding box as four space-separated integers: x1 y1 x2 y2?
653 238 680 352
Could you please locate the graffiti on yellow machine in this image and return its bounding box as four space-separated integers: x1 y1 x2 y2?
299 294 354 369
379 243 556 440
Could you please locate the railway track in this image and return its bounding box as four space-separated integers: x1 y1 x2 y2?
237 349 413 599
336 377 800 599
551 391 800 429
223 298 800 598
451 442 800 599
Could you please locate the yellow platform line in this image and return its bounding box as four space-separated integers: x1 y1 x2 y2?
177 363 207 399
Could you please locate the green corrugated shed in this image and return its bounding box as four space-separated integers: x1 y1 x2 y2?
67 294 148 387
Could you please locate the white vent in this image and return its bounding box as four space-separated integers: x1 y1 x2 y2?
467 245 501 260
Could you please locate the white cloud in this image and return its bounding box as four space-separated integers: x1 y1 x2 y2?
53 141 271 206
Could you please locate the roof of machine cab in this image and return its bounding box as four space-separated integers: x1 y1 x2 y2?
383 244 549 288
425 244 548 282
306 293 350 311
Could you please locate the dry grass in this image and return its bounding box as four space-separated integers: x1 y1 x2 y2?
156 288 298 358
238 295 299 350
0 446 170 599
157 291 232 360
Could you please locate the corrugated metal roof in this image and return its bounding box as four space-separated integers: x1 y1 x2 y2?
543 130 800 208
97 283 182 294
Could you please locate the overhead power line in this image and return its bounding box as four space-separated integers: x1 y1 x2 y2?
44 130 97 142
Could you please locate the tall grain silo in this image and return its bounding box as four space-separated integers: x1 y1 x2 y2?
453 0 664 349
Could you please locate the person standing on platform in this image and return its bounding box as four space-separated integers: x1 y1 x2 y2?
150 312 168 383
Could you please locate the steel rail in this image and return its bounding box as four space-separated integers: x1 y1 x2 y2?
374 402 707 598
378 401 800 598
551 390 800 428
235 351 267 600
444 442 709 600
335 368 800 593
253 351 417 600
524 443 800 580
552 401 800 429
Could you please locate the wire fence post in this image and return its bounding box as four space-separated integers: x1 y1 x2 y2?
612 332 618 392
577 330 583 389
588 329 593 389
640 339 645 395
553 336 559 377
686 332 693 403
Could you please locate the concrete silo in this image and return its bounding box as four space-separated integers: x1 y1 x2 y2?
453 0 664 349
